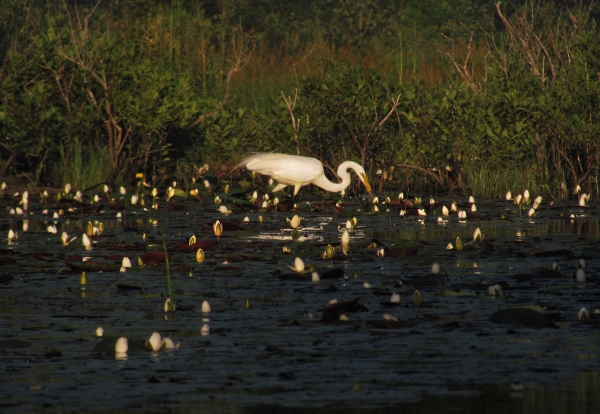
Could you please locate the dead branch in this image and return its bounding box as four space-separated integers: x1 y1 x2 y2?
281 89 301 155
189 28 254 128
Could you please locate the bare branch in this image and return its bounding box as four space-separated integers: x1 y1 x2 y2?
189 27 254 128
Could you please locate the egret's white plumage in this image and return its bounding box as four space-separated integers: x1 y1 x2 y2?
239 153 372 196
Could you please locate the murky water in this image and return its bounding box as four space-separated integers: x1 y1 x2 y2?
0 192 599 413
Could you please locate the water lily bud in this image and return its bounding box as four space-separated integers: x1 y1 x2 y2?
473 228 483 243
64 183 72 194
115 337 128 354
442 206 449 216
451 201 457 211
47 225 57 234
372 196 379 204
505 191 512 200
53 211 59 219
268 178 273 186
61 232 76 246
576 268 586 283
373 205 379 212
151 188 158 198
204 180 210 189
579 194 587 207
273 197 279 206
213 220 223 239
390 293 400 303
417 208 426 216
15 207 23 215
468 196 475 203
103 184 110 193
288 257 305 273
351 217 358 228
286 215 301 229
164 297 175 312
341 230 350 247
258 215 264 223
577 259 586 269
447 242 454 250
515 194 522 205
196 248 205 263
455 237 464 250
218 205 232 216
413 290 422 307
82 233 92 251
578 307 590 321
534 196 542 205
131 195 138 205
399 209 406 216
339 314 349 321
528 208 536 217
243 216 249 223
282 245 291 253
122 257 132 268
200 324 210 336
377 248 385 258
471 204 477 212
95 327 104 337
431 263 440 274
311 272 320 282
523 189 530 201
398 192 404 200
119 186 126 195
146 332 163 351
224 184 229 194
458 210 467 219
202 301 211 313
188 235 197 245
166 187 175 201
363 282 372 288
163 337 176 349
345 220 352 230
487 284 503 296
74 191 83 202
261 200 268 209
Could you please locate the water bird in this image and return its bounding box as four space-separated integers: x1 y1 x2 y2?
239 153 372 196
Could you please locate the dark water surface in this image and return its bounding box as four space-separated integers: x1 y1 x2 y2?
0 193 599 413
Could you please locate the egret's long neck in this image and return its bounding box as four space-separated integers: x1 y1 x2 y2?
312 161 359 193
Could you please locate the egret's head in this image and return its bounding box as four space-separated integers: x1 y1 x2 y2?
355 166 372 194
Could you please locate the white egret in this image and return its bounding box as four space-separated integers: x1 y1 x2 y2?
239 153 372 196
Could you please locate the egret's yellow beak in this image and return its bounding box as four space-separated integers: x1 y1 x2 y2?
361 173 373 195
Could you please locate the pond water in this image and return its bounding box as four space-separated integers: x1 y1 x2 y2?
0 190 599 413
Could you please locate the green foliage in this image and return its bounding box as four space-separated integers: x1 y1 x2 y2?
0 0 598 201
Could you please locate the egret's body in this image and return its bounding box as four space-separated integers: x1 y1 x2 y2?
240 153 372 196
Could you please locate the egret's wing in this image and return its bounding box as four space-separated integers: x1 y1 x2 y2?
241 153 324 186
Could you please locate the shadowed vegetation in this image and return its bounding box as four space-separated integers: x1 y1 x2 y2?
0 0 598 199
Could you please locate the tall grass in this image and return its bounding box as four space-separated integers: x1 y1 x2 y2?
466 165 542 199
58 147 112 190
